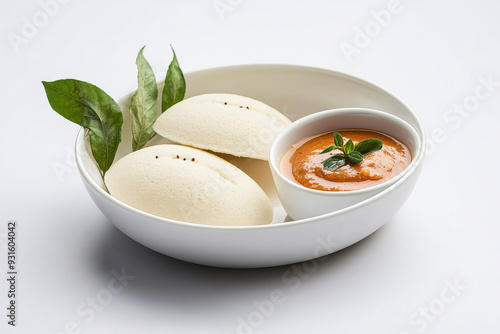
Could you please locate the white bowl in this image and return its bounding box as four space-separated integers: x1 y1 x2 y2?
75 64 426 268
269 108 421 220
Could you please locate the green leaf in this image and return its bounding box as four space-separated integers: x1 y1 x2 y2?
320 145 342 154
347 151 363 164
344 139 354 155
354 138 383 155
161 45 186 112
333 132 344 148
42 79 123 176
130 46 158 151
323 155 346 171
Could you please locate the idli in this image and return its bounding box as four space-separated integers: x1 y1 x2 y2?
153 93 292 160
105 144 273 226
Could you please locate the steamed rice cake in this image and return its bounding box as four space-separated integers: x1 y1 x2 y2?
153 93 292 160
104 144 273 226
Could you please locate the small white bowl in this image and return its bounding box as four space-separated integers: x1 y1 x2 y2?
269 108 421 220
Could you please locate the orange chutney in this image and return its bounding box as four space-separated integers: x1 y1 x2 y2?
280 129 412 191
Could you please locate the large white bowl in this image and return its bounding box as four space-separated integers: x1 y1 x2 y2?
75 64 425 268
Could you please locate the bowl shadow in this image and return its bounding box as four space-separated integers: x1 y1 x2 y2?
89 218 388 313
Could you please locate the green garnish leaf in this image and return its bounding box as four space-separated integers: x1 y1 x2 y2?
333 132 344 147
42 79 123 177
354 138 384 155
161 45 186 112
320 145 342 154
318 132 383 171
130 46 158 151
344 139 354 155
347 151 363 164
323 155 346 171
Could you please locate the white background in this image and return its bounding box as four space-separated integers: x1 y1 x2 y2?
1 0 500 333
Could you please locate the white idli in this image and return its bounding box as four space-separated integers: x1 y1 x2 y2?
104 144 273 226
153 93 292 160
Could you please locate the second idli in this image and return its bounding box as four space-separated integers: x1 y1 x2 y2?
153 93 292 160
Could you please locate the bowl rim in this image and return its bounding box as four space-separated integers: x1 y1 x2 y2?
75 63 426 231
268 107 422 197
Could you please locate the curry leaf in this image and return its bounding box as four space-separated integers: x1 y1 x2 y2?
347 151 363 164
323 155 346 171
320 145 342 154
354 138 384 155
333 132 344 148
42 79 123 177
344 139 354 155
318 132 383 171
161 45 186 112
130 46 158 151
